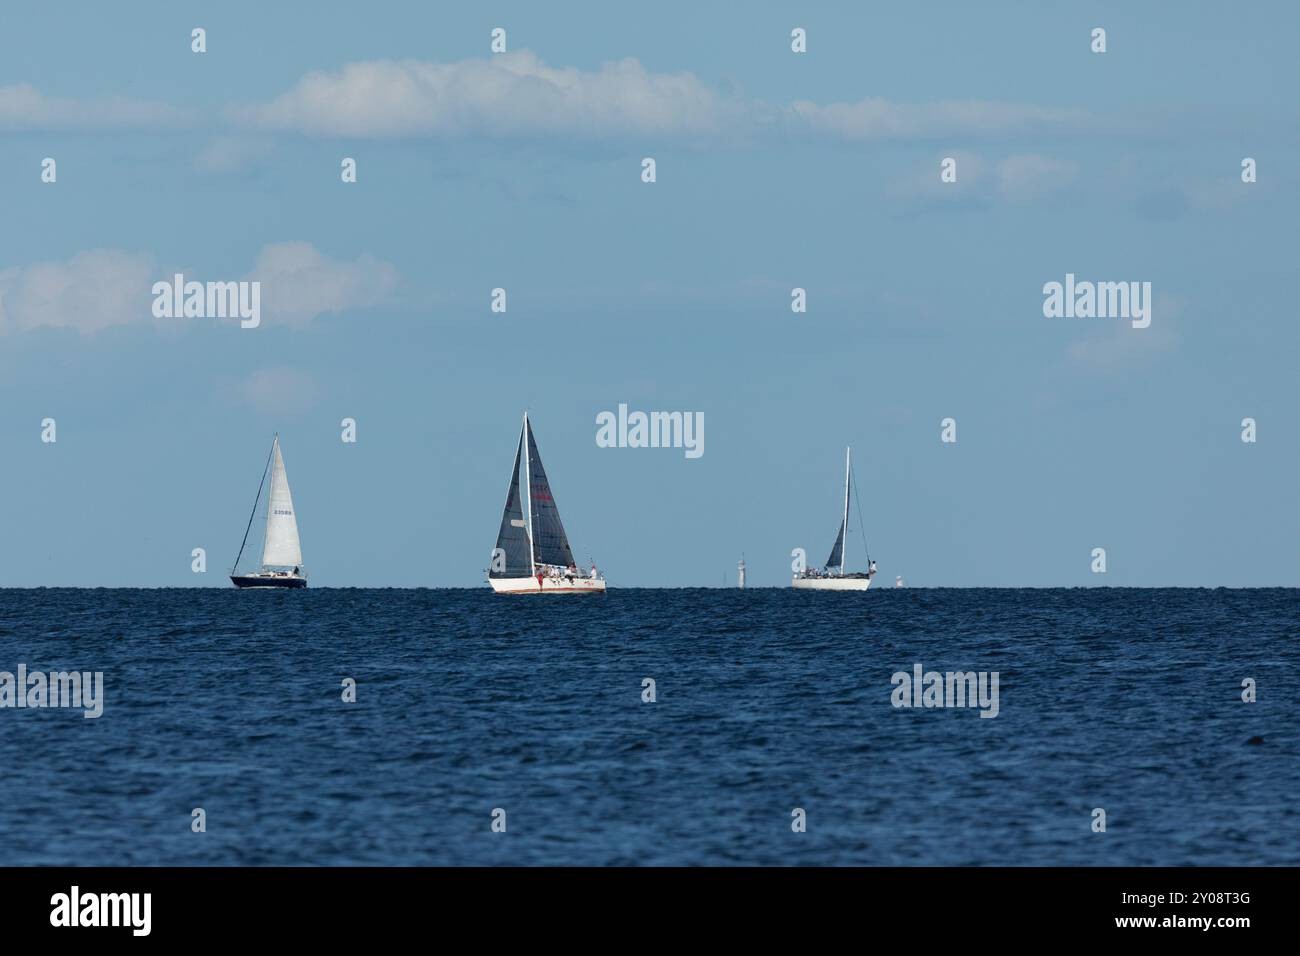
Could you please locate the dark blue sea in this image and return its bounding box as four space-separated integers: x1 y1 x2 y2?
1 588 1295 866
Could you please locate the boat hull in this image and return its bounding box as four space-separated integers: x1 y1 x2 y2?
231 574 307 589
791 575 873 590
489 575 606 594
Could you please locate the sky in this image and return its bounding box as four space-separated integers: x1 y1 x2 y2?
2 1 1298 587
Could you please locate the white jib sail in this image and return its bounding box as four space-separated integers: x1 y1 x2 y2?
260 437 303 568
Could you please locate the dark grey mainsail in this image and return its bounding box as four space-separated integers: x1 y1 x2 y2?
525 419 576 568
825 514 846 570
490 426 534 577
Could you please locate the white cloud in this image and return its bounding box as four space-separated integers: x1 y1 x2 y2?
1067 294 1181 369
0 243 397 335
0 83 185 130
233 53 1094 144
228 366 322 417
996 154 1078 201
885 151 986 202
1 57 1108 146
789 98 1089 141
885 152 1077 203
245 242 398 326
0 250 155 334
194 136 273 174
232 51 739 139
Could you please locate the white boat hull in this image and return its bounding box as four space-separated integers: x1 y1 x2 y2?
791 575 873 590
489 575 606 594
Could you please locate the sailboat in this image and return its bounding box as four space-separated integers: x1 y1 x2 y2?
230 434 307 589
488 412 605 594
792 447 877 590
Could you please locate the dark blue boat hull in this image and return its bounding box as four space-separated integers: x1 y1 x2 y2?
230 575 307 589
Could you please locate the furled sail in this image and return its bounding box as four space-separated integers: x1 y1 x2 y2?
525 419 576 568
490 427 534 577
261 437 303 567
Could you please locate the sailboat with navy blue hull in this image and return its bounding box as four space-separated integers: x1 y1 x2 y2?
230 435 307 589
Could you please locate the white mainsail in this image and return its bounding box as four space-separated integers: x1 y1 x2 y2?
260 436 302 567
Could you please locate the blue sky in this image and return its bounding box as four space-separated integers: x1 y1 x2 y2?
2 1 1298 587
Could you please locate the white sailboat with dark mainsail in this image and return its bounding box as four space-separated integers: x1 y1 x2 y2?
230 434 307 589
792 446 877 590
488 412 605 594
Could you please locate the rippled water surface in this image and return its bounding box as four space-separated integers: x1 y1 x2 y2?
0 588 1295 865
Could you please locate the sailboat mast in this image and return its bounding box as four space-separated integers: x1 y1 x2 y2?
232 435 275 573
259 434 280 569
522 412 536 575
841 446 850 575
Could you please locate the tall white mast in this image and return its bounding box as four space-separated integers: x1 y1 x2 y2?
259 434 277 568
841 446 851 576
522 411 536 575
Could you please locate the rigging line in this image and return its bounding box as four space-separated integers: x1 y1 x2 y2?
851 462 871 565
232 438 275 573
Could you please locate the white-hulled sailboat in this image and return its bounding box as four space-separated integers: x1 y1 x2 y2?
792 447 877 590
488 412 605 594
230 434 307 589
